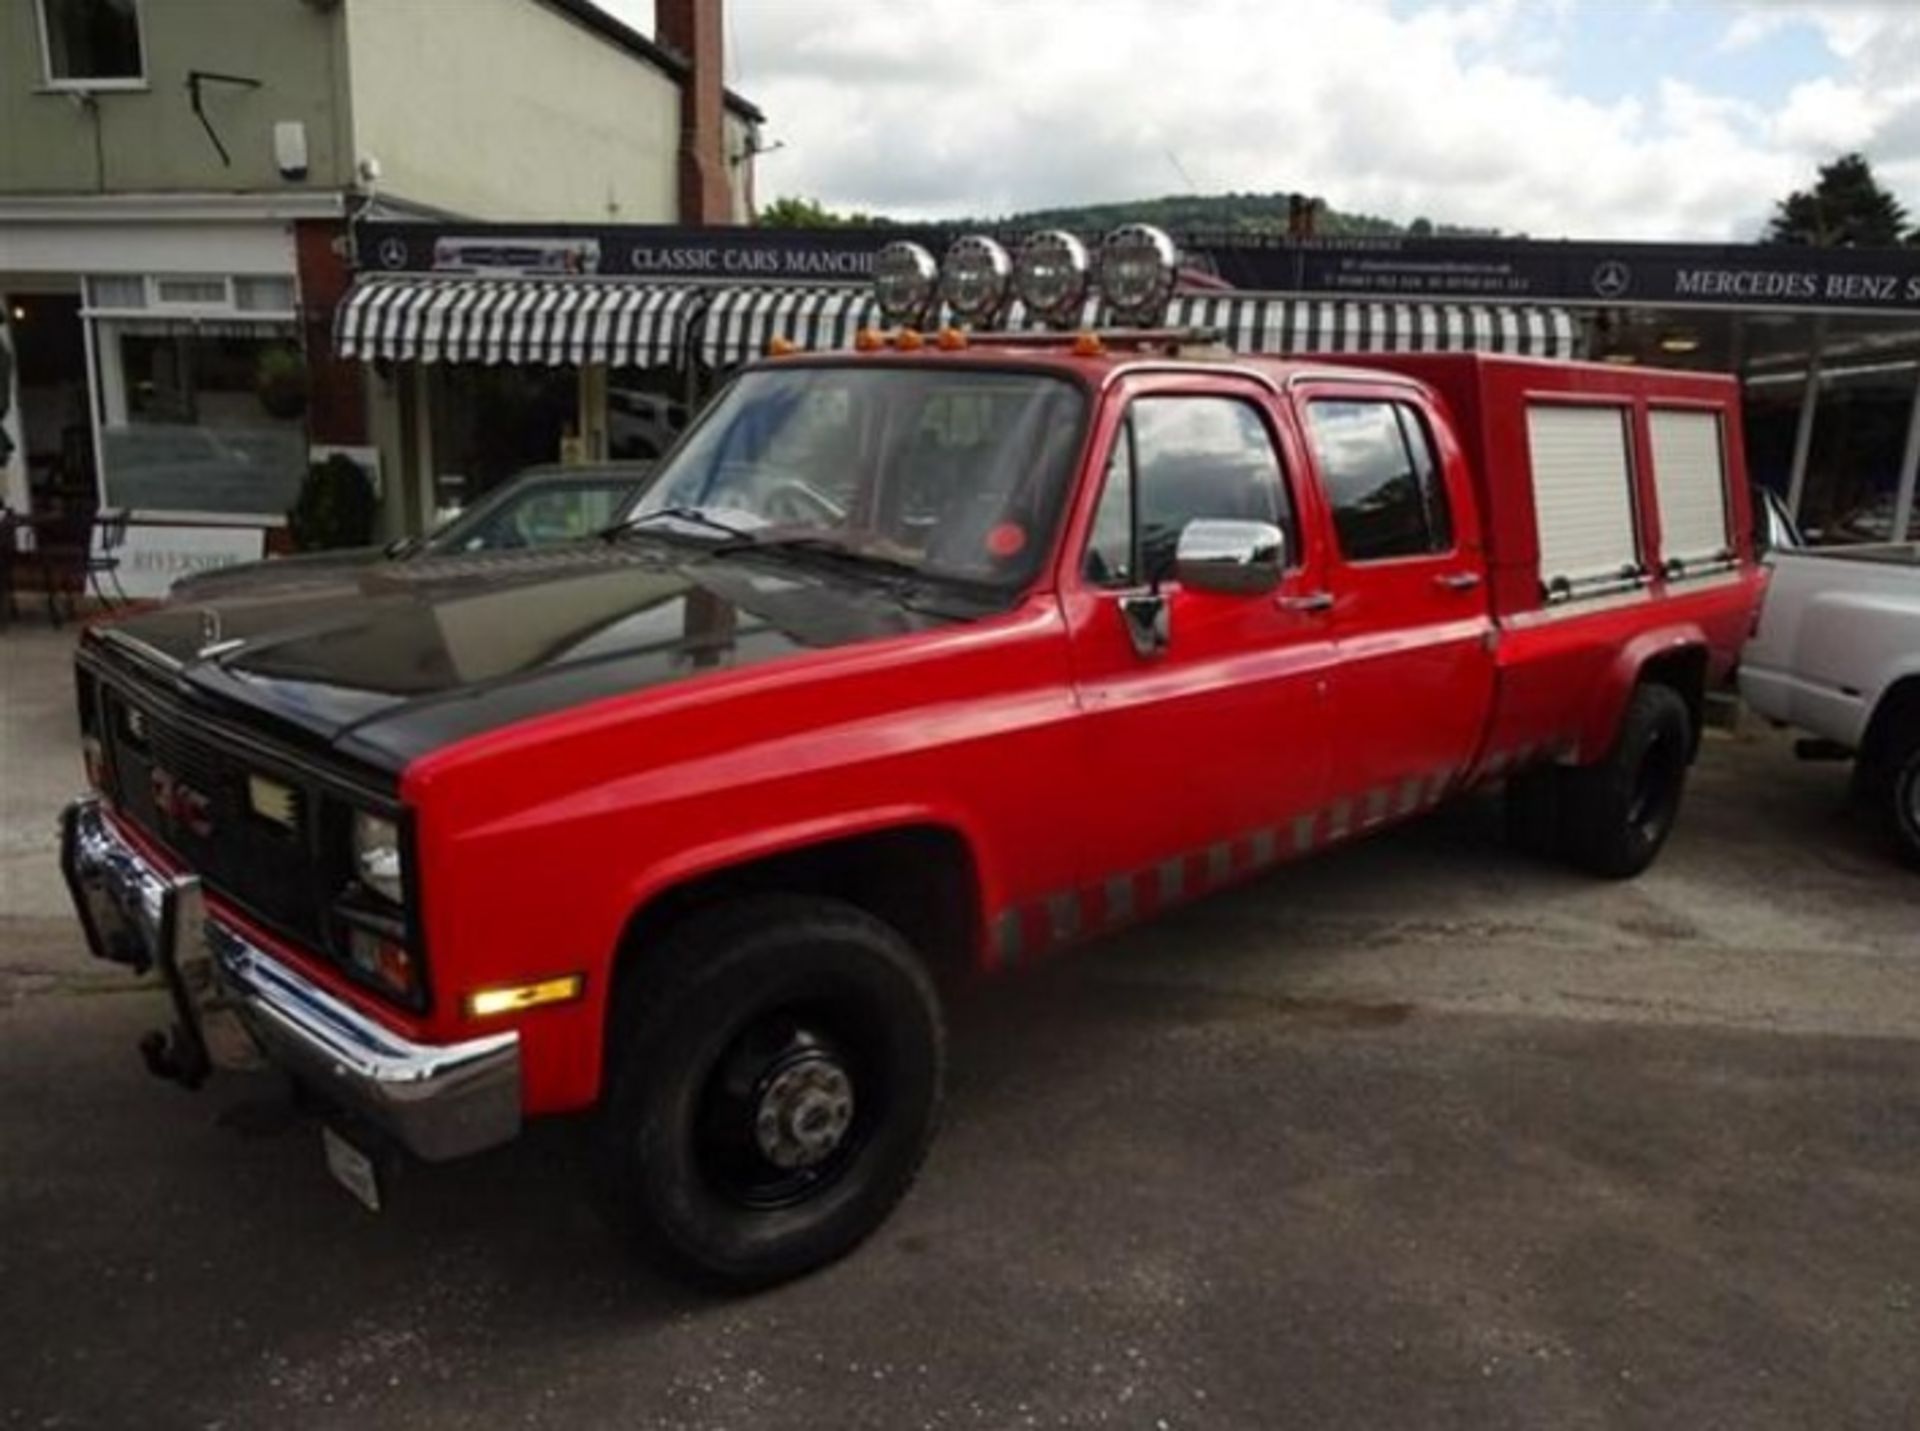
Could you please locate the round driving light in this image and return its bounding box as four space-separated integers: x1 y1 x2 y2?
939 234 1013 326
872 240 938 328
1013 229 1091 329
1099 223 1179 327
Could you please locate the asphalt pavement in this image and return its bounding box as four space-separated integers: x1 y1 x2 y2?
4 621 1919 1430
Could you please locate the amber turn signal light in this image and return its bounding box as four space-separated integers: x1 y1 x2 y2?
467 975 585 1019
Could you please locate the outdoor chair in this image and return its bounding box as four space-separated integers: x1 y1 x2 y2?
85 508 131 608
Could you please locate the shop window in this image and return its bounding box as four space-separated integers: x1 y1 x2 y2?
428 364 580 511
1803 363 1920 544
39 0 144 87
100 328 308 517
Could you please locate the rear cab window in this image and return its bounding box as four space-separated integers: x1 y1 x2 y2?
1303 398 1453 562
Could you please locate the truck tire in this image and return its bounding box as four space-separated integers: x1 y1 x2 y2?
1863 728 1920 871
1558 683 1693 879
597 895 944 1289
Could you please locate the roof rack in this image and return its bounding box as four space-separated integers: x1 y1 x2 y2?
960 327 1223 349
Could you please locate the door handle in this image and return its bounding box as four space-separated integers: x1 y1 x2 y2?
1279 590 1334 613
1434 571 1482 592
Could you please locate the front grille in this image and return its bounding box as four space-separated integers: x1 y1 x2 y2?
101 686 334 959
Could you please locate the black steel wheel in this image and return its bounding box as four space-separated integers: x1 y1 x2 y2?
597 895 944 1289
1559 682 1693 879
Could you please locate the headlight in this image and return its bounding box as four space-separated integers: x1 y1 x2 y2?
872 240 939 328
352 810 406 904
939 234 1012 326
1013 229 1091 329
1099 223 1179 327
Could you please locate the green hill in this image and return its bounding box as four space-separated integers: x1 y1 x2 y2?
761 192 1496 239
953 192 1496 240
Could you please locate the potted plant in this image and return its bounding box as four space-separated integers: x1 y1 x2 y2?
255 345 308 421
286 453 377 551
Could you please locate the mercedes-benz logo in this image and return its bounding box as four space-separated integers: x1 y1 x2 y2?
378 237 409 269
1592 259 1632 299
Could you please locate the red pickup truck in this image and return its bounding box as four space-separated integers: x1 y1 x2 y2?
62 284 1762 1287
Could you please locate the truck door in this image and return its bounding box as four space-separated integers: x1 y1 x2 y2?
1294 382 1497 825
1060 375 1336 918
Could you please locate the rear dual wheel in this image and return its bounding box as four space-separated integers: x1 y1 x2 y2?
597 896 944 1290
1504 682 1693 879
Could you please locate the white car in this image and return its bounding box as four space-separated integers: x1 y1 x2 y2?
1741 542 1920 867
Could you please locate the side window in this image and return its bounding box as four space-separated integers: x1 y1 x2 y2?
1084 396 1292 588
1305 399 1453 562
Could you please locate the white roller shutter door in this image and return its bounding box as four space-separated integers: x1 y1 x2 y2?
1649 409 1732 576
1526 404 1643 599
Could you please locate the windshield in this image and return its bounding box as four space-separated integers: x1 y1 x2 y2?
427 472 648 554
626 366 1088 589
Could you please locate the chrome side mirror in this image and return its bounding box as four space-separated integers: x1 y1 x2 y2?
1174 518 1285 595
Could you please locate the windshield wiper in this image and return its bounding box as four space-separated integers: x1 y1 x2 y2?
717 532 928 580
603 506 759 544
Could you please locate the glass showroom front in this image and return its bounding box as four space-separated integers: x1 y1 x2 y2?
1587 305 1920 544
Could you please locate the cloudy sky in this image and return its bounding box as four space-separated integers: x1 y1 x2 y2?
603 0 1920 240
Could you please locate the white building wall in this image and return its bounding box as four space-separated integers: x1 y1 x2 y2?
343 0 682 223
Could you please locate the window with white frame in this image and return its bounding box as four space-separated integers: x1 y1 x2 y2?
38 0 145 88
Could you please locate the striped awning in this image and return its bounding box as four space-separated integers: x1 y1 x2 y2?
334 276 698 367
697 286 886 367
1166 294 1579 359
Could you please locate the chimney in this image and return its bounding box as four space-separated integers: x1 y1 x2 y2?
657 0 734 224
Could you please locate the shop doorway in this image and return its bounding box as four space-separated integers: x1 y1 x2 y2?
3 291 91 519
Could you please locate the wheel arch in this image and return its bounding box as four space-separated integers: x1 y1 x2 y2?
604 816 988 1067
1858 672 1920 774
1581 627 1711 763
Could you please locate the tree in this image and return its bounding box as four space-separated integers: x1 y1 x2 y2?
757 197 891 229
1765 152 1911 247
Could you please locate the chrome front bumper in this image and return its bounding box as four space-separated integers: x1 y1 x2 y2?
59 796 521 1161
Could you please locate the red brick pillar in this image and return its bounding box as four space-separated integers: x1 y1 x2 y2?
294 218 366 447
657 0 734 223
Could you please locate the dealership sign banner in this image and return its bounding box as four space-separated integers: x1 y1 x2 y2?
355 221 1920 314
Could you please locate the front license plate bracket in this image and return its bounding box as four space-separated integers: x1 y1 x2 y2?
323 1125 384 1213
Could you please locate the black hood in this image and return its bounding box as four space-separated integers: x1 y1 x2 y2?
95 538 983 772
168 546 388 600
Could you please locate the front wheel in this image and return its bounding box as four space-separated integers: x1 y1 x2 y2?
1559 683 1694 879
597 896 945 1289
